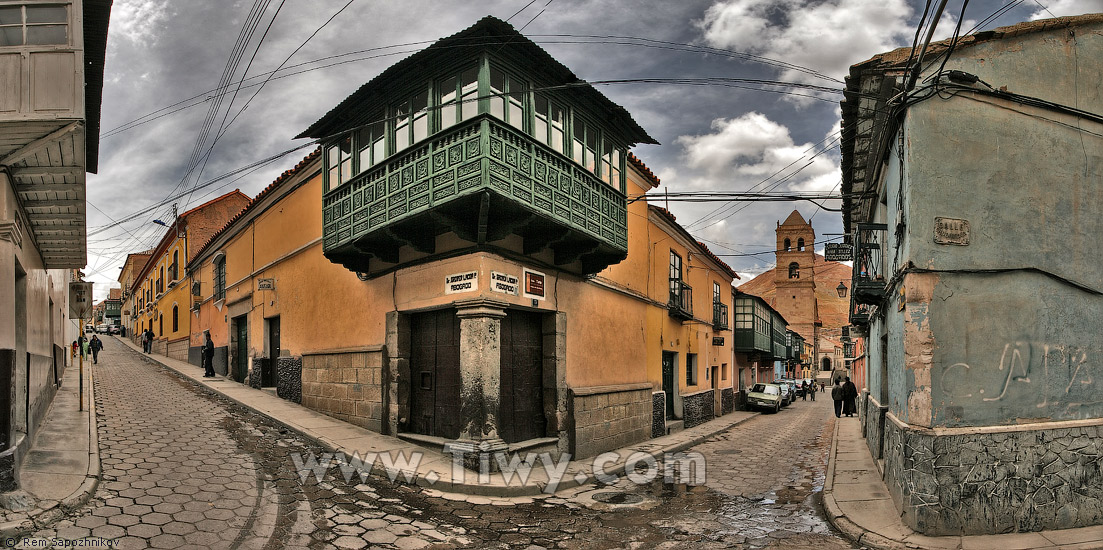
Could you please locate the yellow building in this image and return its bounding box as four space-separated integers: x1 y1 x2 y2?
128 192 249 361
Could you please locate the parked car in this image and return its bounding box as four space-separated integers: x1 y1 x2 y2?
85 323 95 333
108 325 121 335
776 381 792 406
96 324 110 334
747 383 783 413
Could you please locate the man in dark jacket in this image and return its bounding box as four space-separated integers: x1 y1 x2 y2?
89 335 103 364
842 377 859 417
831 384 844 417
202 331 215 377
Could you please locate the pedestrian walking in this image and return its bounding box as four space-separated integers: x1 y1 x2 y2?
89 335 103 364
202 331 215 377
808 381 816 401
831 384 843 418
842 377 859 417
820 382 825 393
144 329 154 354
80 336 90 361
801 381 808 401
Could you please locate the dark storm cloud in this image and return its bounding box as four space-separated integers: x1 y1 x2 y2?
83 0 1098 298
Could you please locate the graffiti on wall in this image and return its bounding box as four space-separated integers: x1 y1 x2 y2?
942 341 1099 417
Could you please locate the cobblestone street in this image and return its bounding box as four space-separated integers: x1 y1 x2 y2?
25 338 855 549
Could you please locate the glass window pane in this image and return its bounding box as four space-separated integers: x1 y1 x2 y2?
0 7 22 26
412 91 428 142
489 68 506 120
460 67 478 121
0 26 21 46
573 121 584 164
550 105 565 153
26 24 66 45
26 5 66 24
534 116 547 146
26 5 65 23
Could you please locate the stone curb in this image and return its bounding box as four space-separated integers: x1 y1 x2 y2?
129 337 761 497
0 363 101 538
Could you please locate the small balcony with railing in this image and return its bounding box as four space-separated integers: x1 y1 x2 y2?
849 222 888 327
712 301 729 330
668 279 693 321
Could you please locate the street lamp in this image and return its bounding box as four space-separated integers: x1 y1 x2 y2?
836 281 848 298
153 219 168 227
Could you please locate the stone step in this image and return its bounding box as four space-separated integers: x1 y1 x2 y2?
666 420 684 435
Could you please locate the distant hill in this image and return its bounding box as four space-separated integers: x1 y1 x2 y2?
738 254 853 333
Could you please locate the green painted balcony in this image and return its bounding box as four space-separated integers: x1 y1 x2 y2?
322 115 628 277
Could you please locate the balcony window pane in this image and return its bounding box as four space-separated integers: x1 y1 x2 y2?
460 67 478 121
534 95 549 145
412 90 428 143
489 68 505 120
439 75 458 130
327 145 340 189
0 7 20 26
508 88 524 130
27 24 66 44
611 149 621 188
0 26 20 46
394 103 410 152
358 120 384 170
572 121 584 164
26 5 66 23
338 136 353 185
550 104 565 154
584 128 596 173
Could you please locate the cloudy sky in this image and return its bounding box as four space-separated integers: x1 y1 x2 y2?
83 0 1102 299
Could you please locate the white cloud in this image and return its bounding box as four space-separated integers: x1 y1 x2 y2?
676 112 838 188
1029 0 1103 19
697 0 914 83
110 0 172 46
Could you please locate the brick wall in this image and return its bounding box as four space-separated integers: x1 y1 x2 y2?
166 337 188 362
568 383 651 459
301 348 386 432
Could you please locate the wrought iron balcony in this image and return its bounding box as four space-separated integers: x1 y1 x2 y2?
669 279 693 320
851 223 888 307
712 302 729 330
321 115 629 277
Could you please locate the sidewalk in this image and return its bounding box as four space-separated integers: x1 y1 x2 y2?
0 356 99 536
117 336 759 497
824 415 1103 549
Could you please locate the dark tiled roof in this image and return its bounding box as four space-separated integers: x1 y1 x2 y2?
628 152 660 188
296 16 656 147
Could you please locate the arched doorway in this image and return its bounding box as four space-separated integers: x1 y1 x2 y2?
822 356 831 371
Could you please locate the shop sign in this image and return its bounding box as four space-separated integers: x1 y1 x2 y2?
522 269 545 300
824 243 853 262
490 271 518 295
257 278 275 291
445 271 478 294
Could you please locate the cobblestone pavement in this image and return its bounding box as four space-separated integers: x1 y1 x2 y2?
25 339 855 549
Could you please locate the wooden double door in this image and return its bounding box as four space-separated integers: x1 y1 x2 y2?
409 309 545 443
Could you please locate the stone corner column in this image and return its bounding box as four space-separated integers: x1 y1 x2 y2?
451 298 509 471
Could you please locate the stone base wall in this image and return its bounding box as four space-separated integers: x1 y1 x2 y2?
883 414 1103 535
863 394 887 460
733 389 748 411
152 339 167 357
301 349 386 432
652 392 666 438
249 357 265 389
188 346 228 375
721 387 734 415
682 389 714 429
166 337 188 362
568 384 651 458
276 357 302 403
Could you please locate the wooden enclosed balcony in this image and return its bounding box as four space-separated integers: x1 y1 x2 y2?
321 116 629 277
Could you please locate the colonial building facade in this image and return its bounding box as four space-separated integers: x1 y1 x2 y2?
0 0 110 489
128 192 249 360
179 16 753 460
842 14 1103 535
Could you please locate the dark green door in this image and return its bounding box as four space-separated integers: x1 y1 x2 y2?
232 316 247 383
662 351 676 419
